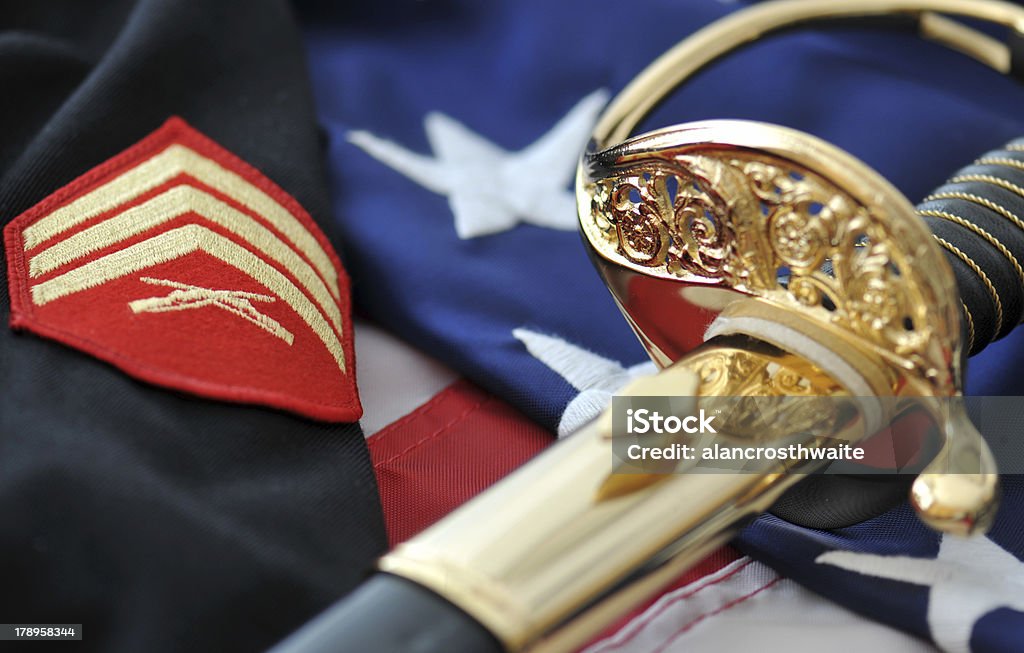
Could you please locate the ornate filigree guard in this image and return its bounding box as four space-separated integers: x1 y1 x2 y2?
580 125 962 397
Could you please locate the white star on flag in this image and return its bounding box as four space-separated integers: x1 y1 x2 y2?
348 89 609 239
817 535 1024 653
513 328 655 437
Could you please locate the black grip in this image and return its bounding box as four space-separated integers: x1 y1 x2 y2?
916 138 1024 355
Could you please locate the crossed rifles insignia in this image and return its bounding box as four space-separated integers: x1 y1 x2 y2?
129 277 294 345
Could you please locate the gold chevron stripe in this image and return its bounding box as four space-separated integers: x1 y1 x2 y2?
21 143 340 298
28 185 342 334
31 224 346 372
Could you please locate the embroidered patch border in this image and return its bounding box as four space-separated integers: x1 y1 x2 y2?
5 117 361 422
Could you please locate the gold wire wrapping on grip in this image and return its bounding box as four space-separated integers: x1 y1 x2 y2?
962 301 976 352
924 190 1024 234
932 235 1005 335
918 209 1024 290
925 149 1024 328
950 173 1024 204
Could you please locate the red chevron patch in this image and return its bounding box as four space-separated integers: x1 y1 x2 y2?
4 117 361 422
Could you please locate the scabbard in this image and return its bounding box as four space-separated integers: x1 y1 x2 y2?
269 574 501 653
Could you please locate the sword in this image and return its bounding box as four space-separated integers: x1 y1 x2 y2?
273 2 1024 651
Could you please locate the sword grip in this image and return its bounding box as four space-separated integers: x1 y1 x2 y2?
917 140 1024 353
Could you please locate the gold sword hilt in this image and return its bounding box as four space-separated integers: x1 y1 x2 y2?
580 119 999 536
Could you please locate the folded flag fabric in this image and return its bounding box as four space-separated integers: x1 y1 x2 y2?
303 1 1024 650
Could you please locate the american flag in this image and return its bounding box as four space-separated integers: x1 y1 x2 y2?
300 1 1024 650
